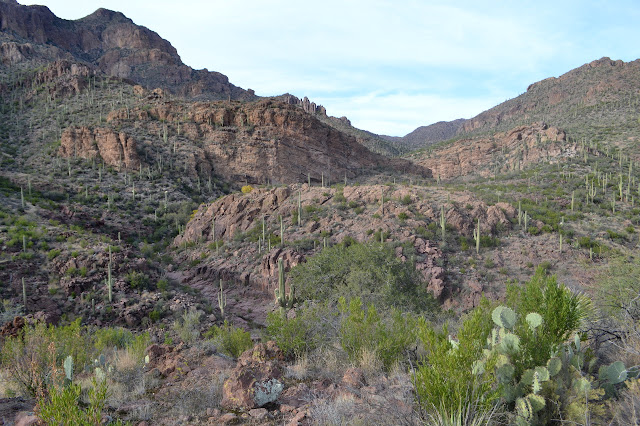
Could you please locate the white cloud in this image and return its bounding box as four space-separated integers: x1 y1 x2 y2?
317 92 505 136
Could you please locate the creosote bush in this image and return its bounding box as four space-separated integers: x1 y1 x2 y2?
290 241 437 313
205 321 252 358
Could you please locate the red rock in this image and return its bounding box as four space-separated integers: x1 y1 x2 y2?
248 408 268 419
14 412 39 426
0 316 25 339
221 342 285 411
59 126 140 171
342 367 366 389
218 413 238 424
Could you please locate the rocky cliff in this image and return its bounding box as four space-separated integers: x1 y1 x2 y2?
0 0 255 100
174 183 519 310
59 126 141 171
103 97 430 184
413 122 572 179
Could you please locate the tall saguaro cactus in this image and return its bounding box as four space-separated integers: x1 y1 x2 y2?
274 258 296 316
473 219 481 254
218 279 226 318
440 205 446 241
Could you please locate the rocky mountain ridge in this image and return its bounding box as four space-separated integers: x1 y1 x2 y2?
394 57 640 153
0 0 255 100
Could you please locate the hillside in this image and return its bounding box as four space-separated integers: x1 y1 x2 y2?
1 2 640 425
0 0 255 100
384 118 465 153
399 57 640 156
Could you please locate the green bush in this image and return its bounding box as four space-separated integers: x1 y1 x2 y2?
413 268 592 422
172 307 202 344
505 268 589 373
0 319 90 396
264 302 331 358
125 271 150 290
205 321 253 358
37 379 115 425
338 297 418 370
93 327 134 353
264 312 312 358
290 242 436 313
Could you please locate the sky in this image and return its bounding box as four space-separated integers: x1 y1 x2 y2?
17 0 640 136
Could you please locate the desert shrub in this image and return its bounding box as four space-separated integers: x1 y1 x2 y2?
400 194 412 205
290 241 436 313
338 297 418 370
241 185 253 194
264 312 309 358
37 379 120 425
172 307 202 344
93 327 134 353
414 299 497 414
125 271 150 290
205 321 252 358
413 268 594 423
0 319 90 396
527 226 541 235
156 278 169 291
505 267 590 374
263 302 331 358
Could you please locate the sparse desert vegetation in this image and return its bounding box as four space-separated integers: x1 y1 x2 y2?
1 1 640 425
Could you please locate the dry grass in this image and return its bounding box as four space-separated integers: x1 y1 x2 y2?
309 347 349 381
286 354 310 380
310 392 359 426
357 348 383 378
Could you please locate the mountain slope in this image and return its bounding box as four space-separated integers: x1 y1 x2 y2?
0 0 256 100
397 57 640 153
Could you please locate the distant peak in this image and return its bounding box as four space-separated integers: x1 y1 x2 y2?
80 8 130 23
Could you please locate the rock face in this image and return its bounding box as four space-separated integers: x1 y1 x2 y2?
221 341 285 411
0 1 255 100
284 94 327 115
59 126 140 170
175 184 516 308
0 316 25 340
105 99 429 184
415 122 572 180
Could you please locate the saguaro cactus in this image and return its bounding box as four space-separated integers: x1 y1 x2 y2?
218 279 226 318
274 258 296 315
473 219 481 254
440 205 446 241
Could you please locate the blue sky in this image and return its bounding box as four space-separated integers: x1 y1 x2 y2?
18 0 640 136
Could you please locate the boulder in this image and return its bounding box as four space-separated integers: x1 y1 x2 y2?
221 341 285 411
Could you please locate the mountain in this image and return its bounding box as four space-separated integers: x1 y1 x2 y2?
2 3 640 424
385 118 466 152
0 0 255 100
397 57 640 155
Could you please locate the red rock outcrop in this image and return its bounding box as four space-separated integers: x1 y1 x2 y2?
221 341 285 411
107 99 429 184
0 316 25 340
175 184 517 309
416 122 574 180
59 126 140 170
